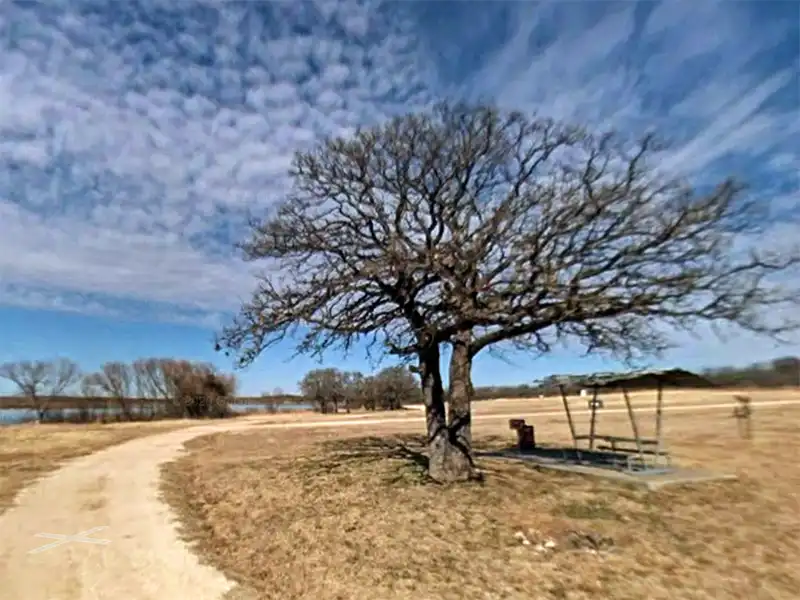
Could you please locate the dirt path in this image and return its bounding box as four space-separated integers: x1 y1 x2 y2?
1 400 798 600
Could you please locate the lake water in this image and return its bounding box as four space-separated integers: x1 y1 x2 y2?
0 402 313 425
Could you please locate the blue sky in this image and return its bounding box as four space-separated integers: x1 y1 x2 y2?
0 0 798 396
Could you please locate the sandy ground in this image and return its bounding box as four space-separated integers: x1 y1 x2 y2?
0 398 798 600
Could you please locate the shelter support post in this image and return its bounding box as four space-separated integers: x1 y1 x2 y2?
559 384 578 447
655 381 664 457
732 395 753 440
621 386 645 462
588 386 599 450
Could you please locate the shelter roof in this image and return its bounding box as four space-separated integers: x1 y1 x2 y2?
552 368 714 390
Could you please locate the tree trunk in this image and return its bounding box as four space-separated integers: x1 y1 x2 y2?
443 332 477 481
420 339 477 483
419 343 448 480
34 395 48 423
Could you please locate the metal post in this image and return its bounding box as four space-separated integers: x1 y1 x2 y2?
654 380 664 458
745 403 753 440
559 384 578 447
732 396 752 440
588 386 599 450
621 386 645 461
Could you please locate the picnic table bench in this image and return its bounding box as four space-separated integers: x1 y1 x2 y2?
573 434 661 454
572 434 671 470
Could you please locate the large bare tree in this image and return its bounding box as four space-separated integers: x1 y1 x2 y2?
216 103 798 482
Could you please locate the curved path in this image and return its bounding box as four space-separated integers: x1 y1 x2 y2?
1 400 798 600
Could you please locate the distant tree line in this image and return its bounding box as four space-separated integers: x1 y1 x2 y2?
3 354 796 423
0 358 237 423
468 356 800 400
295 365 421 414
0 357 423 422
700 356 800 388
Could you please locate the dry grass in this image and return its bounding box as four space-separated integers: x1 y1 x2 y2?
161 395 800 600
0 420 193 515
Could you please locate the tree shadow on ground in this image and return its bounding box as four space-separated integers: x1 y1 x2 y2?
306 435 430 483
309 434 531 485
473 435 511 450
318 434 516 468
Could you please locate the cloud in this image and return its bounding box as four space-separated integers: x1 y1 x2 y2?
462 1 797 190
0 0 797 351
0 0 436 321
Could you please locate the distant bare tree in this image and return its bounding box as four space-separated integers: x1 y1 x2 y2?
87 362 136 420
341 371 366 413
179 364 236 419
0 358 81 421
372 366 421 410
132 359 161 417
50 358 81 397
131 358 235 419
0 360 51 421
162 359 236 418
217 103 799 482
132 357 174 416
359 376 378 412
79 373 104 422
299 368 346 414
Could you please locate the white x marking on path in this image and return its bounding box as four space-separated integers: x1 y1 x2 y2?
28 526 111 555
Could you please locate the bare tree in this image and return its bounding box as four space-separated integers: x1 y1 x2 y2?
372 366 421 410
0 358 81 422
177 363 236 419
341 371 366 413
217 103 799 482
0 361 51 421
87 362 136 420
49 358 81 398
79 372 104 422
132 358 180 416
130 358 235 419
162 359 237 418
132 358 169 417
358 376 378 412
299 368 347 414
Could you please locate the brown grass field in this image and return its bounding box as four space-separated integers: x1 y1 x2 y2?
161 389 800 600
0 420 195 515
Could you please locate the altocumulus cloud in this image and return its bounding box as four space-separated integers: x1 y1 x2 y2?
0 0 797 331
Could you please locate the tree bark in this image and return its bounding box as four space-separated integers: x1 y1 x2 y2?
34 395 49 422
420 335 477 483
418 343 449 482
443 332 477 481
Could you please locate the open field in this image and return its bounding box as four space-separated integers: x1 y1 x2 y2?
162 394 800 600
471 387 800 416
0 420 197 515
